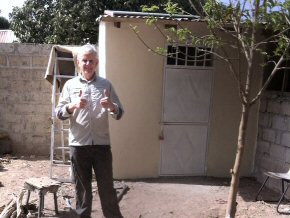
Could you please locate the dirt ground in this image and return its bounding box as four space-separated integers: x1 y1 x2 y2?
0 155 290 218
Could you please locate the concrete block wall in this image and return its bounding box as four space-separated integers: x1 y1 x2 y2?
0 43 53 155
255 92 290 194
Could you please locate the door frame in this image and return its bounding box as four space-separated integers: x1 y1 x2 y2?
159 44 215 176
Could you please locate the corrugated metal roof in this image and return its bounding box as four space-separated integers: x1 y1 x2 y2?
99 10 202 22
0 30 19 43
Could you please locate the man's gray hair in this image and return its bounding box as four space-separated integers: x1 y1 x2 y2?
77 44 98 60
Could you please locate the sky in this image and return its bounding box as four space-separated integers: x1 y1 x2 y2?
0 0 26 20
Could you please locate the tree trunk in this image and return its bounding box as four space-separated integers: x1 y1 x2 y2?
225 103 250 218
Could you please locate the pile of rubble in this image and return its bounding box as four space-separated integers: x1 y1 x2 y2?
0 190 37 218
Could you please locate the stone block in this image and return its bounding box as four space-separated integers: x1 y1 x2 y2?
8 55 31 67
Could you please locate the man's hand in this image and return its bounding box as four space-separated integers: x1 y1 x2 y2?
67 90 88 113
100 89 115 112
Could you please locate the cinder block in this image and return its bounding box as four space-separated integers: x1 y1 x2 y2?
281 132 290 147
17 69 33 80
17 44 41 55
269 143 286 161
0 55 7 66
37 104 51 114
25 114 51 124
268 178 282 193
30 69 47 80
257 126 263 138
22 133 47 146
275 131 282 145
0 79 11 89
0 68 20 80
256 140 270 154
259 99 267 112
16 44 52 56
262 128 276 143
16 104 38 114
10 80 26 93
37 44 53 55
285 149 290 163
0 92 9 103
256 155 280 172
9 122 26 134
267 101 281 114
32 56 49 67
19 92 50 105
281 101 290 116
272 114 288 131
4 113 23 123
5 92 21 103
258 113 270 127
8 56 31 67
0 43 15 53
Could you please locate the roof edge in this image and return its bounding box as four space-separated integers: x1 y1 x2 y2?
104 10 200 19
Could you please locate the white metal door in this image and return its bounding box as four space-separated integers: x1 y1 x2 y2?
160 68 212 175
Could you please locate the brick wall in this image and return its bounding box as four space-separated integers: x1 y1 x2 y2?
255 92 290 194
0 43 53 155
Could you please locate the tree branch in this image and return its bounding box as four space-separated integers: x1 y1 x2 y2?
250 44 290 105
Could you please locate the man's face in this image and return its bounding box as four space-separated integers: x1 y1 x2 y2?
77 52 98 81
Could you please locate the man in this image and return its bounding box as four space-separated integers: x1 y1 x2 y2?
55 44 124 218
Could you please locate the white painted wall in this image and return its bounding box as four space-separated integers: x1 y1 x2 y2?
99 18 262 179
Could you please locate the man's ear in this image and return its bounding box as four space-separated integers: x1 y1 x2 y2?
77 59 80 65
